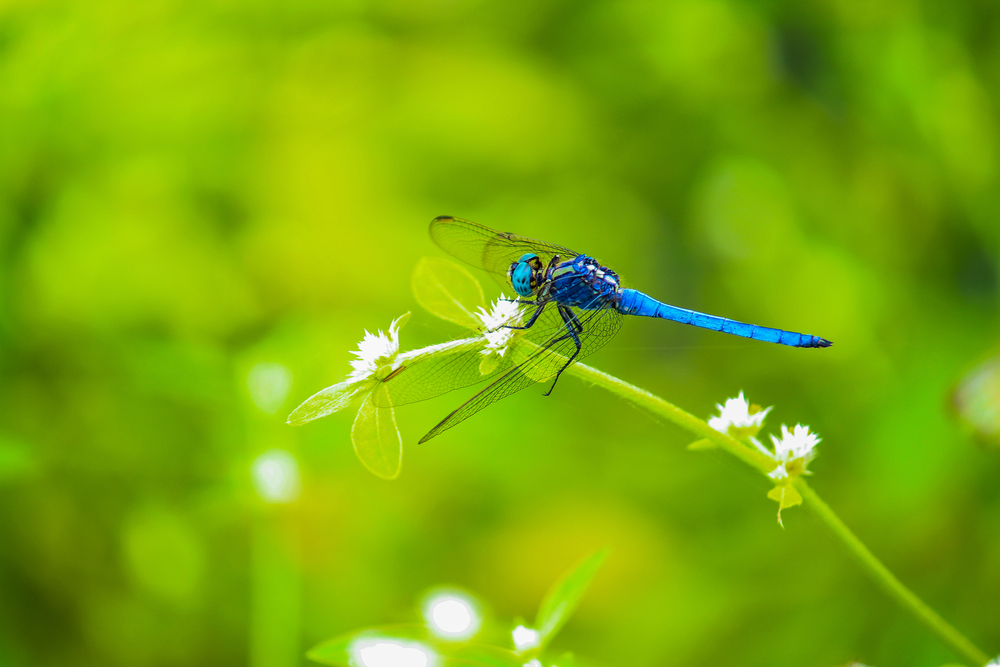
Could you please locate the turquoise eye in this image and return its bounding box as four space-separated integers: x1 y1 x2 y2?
511 261 534 296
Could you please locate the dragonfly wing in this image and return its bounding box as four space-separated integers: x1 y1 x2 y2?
371 335 517 408
418 298 623 442
430 216 580 280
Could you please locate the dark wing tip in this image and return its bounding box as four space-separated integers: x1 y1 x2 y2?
432 215 455 223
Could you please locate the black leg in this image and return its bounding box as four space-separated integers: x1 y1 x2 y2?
543 306 583 396
562 305 584 334
502 302 546 332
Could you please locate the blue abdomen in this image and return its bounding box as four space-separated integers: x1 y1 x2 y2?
617 289 831 348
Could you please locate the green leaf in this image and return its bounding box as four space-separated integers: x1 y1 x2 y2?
287 379 364 425
351 387 402 480
535 548 608 646
308 624 523 667
412 257 485 328
767 483 802 509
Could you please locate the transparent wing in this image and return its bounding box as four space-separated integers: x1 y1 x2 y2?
430 216 580 281
418 298 624 443
373 294 614 408
371 335 515 408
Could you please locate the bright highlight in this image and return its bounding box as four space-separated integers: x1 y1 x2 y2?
422 591 480 640
511 625 540 651
350 638 436 667
251 449 301 503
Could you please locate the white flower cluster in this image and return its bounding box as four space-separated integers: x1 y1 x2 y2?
476 296 523 358
347 315 404 382
709 392 820 481
765 424 820 480
708 391 771 433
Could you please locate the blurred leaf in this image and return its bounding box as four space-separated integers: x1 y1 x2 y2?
351 387 402 480
308 624 523 667
287 379 364 425
412 257 485 328
535 548 608 646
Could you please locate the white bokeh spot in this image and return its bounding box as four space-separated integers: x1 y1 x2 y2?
512 625 540 651
422 591 480 640
350 638 436 667
248 362 293 414
251 449 301 503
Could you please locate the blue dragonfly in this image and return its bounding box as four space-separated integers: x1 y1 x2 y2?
378 216 831 442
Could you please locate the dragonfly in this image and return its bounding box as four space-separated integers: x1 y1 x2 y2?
377 216 831 443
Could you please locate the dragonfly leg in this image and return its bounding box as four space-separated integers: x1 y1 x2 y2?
543 306 583 397
501 302 546 332
563 307 584 334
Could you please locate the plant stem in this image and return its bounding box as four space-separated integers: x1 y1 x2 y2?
795 479 989 666
565 362 990 666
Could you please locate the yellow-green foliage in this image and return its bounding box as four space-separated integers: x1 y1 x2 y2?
0 1 998 666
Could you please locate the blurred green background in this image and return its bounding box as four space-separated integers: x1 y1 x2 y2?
1 1 998 665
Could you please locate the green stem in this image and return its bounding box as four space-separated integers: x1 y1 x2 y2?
565 362 990 666
795 479 989 666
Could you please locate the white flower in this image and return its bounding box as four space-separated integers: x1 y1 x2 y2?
348 314 406 382
768 424 820 475
476 296 523 358
985 656 1000 667
511 624 540 651
708 391 772 434
288 313 411 427
767 464 788 481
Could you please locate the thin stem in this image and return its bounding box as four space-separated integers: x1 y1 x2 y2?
565 362 774 472
565 361 990 666
795 479 989 667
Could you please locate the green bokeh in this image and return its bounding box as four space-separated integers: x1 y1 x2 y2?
1 1 998 666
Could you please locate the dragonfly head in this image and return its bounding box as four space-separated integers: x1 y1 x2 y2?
508 253 543 297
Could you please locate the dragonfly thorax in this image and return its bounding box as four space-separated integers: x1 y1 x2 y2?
547 255 622 310
507 253 544 297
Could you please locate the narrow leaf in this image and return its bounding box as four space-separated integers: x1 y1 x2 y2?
535 548 608 646
412 257 485 328
287 379 362 425
351 387 402 480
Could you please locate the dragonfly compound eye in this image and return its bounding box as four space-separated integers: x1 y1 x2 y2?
508 253 540 297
